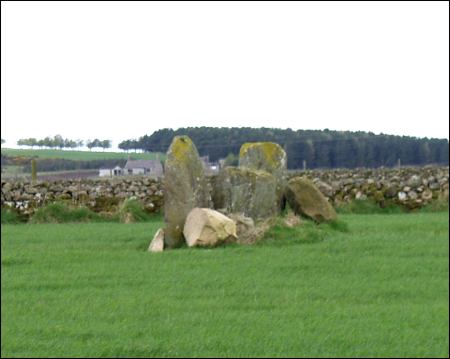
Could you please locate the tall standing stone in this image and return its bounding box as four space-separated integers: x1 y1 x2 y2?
239 142 287 210
164 136 211 248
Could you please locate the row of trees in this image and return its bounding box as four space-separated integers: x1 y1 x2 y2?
120 127 449 169
118 139 142 153
86 139 112 151
15 136 112 151
17 136 83 150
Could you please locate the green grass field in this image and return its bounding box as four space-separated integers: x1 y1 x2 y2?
1 148 164 161
1 213 449 357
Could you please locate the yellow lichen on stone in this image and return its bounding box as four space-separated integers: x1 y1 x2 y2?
168 136 196 164
239 142 285 170
226 166 273 180
239 142 255 157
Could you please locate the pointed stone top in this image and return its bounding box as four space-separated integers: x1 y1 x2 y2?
167 136 200 164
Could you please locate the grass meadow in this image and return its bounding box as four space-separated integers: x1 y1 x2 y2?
1 212 449 357
1 148 164 161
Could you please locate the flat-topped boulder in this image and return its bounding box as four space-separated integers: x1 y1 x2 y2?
164 136 212 248
239 142 287 210
212 166 278 220
285 177 337 223
183 208 237 247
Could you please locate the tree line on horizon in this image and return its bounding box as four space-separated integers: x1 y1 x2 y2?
121 127 449 169
14 136 112 151
7 128 449 169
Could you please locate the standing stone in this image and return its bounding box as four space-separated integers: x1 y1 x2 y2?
212 166 278 220
285 177 337 223
164 136 211 248
239 142 287 210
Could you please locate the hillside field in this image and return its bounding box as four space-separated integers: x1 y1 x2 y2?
1 212 448 357
1 148 164 161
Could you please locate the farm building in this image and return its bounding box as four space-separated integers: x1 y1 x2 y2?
99 166 123 177
98 160 163 178
123 159 164 177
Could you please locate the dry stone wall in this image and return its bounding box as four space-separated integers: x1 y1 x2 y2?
290 166 449 209
1 166 448 218
1 176 164 217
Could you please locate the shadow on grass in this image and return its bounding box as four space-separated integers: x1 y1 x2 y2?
1 257 32 267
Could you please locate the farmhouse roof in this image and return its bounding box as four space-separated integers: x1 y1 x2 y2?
124 159 163 171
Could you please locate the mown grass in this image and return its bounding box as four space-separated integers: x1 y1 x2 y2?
1 148 164 161
1 212 448 357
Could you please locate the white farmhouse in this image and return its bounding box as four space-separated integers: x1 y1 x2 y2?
99 166 124 177
124 159 164 177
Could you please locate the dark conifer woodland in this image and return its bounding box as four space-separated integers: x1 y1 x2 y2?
122 127 449 169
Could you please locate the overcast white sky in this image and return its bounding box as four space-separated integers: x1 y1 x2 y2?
1 1 449 150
